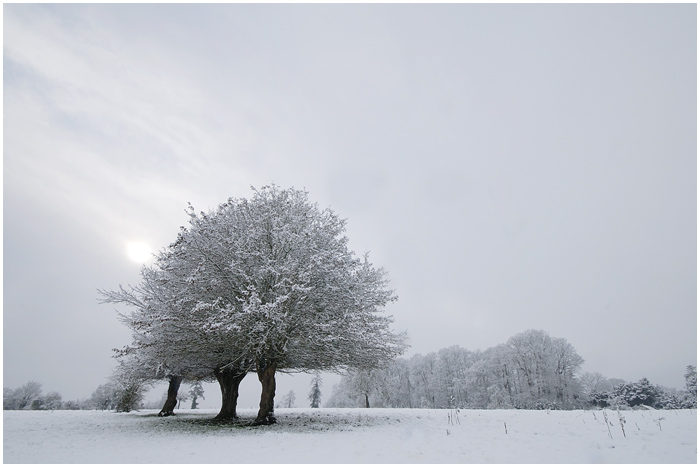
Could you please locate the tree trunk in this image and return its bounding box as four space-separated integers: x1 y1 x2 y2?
365 393 370 408
159 375 182 417
213 368 247 421
254 361 277 425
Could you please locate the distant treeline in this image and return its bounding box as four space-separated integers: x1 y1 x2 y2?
326 329 697 410
5 329 697 412
3 380 134 411
3 379 206 412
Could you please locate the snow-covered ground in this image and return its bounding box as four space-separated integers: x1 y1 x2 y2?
4 407 696 463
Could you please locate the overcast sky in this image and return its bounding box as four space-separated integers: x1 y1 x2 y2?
4 4 696 406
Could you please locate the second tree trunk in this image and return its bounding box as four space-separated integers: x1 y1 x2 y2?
254 361 277 425
213 368 247 421
158 375 182 417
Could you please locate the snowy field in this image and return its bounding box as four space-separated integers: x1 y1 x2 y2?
4 407 696 463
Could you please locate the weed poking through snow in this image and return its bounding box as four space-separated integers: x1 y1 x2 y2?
602 410 613 439
617 410 626 437
654 417 665 431
447 407 461 425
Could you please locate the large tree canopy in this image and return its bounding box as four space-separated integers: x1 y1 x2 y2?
101 185 406 423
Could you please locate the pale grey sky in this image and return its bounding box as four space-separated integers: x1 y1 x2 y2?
4 4 696 405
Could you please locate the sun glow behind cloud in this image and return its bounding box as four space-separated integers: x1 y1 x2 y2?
126 241 153 263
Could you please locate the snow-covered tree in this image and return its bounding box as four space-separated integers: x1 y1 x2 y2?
15 381 41 410
550 337 584 405
101 186 406 425
684 365 697 408
61 399 91 410
90 383 119 410
111 363 148 413
352 370 380 408
685 365 697 391
611 378 661 408
32 391 63 410
579 372 610 397
282 390 296 408
434 346 474 408
308 373 323 408
3 388 17 410
176 391 189 409
326 367 400 408
409 352 439 408
3 381 41 410
376 358 413 408
188 382 205 409
12 381 43 410
505 330 584 408
325 382 354 408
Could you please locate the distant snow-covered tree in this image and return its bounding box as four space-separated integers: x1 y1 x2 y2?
188 382 205 409
434 346 474 409
550 336 585 405
612 378 661 408
685 365 697 392
13 381 43 410
505 330 584 409
62 399 91 410
3 387 21 410
378 358 413 408
90 383 119 411
308 373 323 408
587 376 692 410
409 352 439 408
281 390 296 408
32 391 63 410
352 370 379 408
683 365 697 408
327 367 394 408
579 372 610 398
114 384 145 413
325 380 356 408
176 391 189 409
111 364 148 413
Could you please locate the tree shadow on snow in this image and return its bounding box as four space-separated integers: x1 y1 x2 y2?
135 410 397 434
